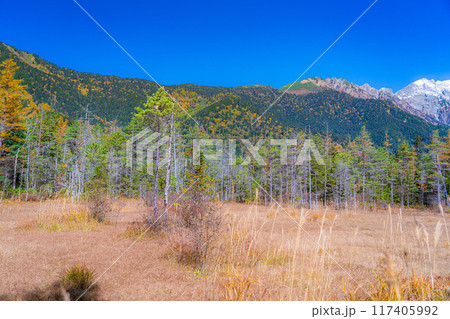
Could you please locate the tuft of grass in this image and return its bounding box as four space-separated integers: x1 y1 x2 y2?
60 265 99 301
221 265 257 301
122 222 154 239
370 272 449 301
253 247 291 267
379 253 401 300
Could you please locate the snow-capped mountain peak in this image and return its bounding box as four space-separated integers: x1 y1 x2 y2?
396 79 450 124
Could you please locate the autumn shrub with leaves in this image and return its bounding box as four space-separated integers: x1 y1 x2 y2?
123 221 154 239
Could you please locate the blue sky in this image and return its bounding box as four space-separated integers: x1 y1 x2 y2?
1 0 449 91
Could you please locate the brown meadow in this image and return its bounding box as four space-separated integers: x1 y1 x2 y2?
0 199 448 300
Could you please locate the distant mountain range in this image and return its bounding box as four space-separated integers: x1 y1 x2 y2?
1 40 448 147
281 77 450 126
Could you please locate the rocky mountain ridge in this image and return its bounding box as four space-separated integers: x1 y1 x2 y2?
282 77 449 126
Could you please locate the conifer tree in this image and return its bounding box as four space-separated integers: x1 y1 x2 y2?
131 87 173 219
350 126 374 209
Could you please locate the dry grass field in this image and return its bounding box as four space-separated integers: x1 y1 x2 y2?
0 199 449 300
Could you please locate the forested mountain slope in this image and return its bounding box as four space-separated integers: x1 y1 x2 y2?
230 86 446 145
1 41 447 147
0 41 160 123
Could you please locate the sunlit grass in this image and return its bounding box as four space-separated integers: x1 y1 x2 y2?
18 210 101 232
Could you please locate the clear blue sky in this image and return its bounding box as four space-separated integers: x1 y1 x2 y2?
1 0 449 91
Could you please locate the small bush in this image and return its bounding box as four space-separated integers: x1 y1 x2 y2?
171 196 222 271
138 188 168 233
87 192 111 223
168 229 202 266
142 211 167 234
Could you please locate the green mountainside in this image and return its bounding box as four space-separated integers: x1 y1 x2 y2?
1 41 447 147
279 78 322 92
191 85 447 145
0 41 160 123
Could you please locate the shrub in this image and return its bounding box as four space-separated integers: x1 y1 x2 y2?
141 191 167 233
168 229 202 266
87 191 111 223
171 193 222 271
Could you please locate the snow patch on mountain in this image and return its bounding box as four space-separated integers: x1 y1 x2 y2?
395 79 450 125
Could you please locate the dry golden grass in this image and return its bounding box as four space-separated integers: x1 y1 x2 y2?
17 210 101 232
344 268 449 301
203 203 449 300
221 265 257 301
122 222 154 239
0 200 448 300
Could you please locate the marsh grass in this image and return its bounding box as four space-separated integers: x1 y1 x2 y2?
201 203 450 300
3 199 448 300
221 265 257 301
342 206 450 301
60 264 99 300
18 210 101 232
122 222 155 239
344 270 449 301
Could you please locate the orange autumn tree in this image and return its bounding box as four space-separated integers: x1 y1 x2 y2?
0 59 34 156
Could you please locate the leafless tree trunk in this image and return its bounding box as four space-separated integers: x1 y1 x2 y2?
152 138 161 219
164 103 175 208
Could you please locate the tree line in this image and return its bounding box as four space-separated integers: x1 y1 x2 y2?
1 59 450 210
